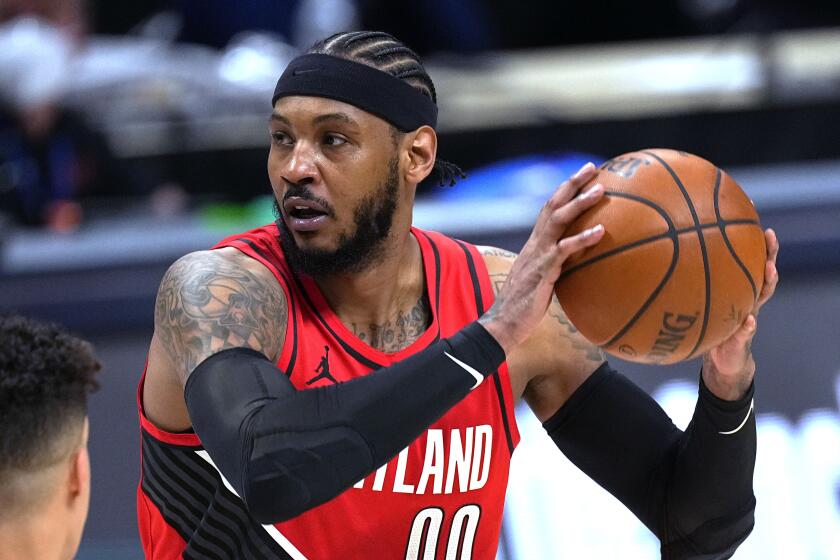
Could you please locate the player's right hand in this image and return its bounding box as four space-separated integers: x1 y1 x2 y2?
479 162 605 353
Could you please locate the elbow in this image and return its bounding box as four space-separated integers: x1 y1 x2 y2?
661 497 756 559
242 471 312 524
239 427 375 524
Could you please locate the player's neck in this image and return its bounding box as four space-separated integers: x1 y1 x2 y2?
315 228 425 328
0 512 74 560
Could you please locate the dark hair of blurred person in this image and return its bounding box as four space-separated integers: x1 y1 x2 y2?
0 17 130 232
0 314 100 560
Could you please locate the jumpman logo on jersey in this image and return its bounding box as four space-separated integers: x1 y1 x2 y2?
306 345 338 385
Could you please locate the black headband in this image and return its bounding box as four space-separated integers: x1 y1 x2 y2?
272 53 438 132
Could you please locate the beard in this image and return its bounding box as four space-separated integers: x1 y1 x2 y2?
275 157 400 278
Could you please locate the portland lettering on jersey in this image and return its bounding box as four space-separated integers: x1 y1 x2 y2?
353 425 493 495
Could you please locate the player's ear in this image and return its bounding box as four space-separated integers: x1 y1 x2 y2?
403 125 437 185
68 419 90 500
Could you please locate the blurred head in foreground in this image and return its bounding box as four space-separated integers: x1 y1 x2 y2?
0 315 100 560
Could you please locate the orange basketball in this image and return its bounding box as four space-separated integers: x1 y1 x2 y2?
554 149 766 364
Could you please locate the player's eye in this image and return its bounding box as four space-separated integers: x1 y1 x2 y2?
323 134 348 147
271 131 293 145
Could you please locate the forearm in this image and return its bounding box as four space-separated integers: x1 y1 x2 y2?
184 321 504 523
543 363 756 559
662 376 756 559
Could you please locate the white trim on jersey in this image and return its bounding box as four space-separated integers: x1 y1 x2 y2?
195 450 310 560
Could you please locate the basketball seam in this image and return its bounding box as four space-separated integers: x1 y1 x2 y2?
560 216 759 280
713 169 759 300
643 150 712 360
599 191 680 348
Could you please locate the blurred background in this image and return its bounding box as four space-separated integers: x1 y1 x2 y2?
0 0 838 558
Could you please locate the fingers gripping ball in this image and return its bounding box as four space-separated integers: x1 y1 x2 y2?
554 149 766 364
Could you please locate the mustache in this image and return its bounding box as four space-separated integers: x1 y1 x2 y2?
282 182 335 217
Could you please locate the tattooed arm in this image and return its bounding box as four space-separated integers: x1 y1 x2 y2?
477 245 605 417
145 248 515 523
143 248 287 431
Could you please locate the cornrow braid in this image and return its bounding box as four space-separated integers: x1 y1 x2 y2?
306 31 465 186
342 30 394 47
371 45 415 58
308 31 436 103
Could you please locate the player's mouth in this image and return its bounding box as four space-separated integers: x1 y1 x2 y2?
284 197 331 232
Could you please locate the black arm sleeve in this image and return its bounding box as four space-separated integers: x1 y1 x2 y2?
184 321 505 524
544 363 756 560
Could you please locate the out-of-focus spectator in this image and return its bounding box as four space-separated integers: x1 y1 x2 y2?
360 0 494 54
0 17 128 231
165 0 359 50
0 0 87 45
173 0 299 48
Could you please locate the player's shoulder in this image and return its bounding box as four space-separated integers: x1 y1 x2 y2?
475 245 518 260
163 247 277 286
475 245 518 276
155 248 287 334
153 247 289 379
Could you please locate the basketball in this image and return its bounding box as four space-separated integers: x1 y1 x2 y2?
555 149 766 364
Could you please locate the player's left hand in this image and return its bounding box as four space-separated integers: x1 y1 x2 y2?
702 228 779 400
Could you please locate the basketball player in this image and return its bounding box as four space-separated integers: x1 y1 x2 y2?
0 315 100 560
138 31 779 559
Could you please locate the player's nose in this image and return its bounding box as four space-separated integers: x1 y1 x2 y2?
282 141 320 186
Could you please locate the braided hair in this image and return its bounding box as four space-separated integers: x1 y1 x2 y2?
307 31 465 187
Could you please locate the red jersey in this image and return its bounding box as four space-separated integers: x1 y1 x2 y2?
137 224 520 559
